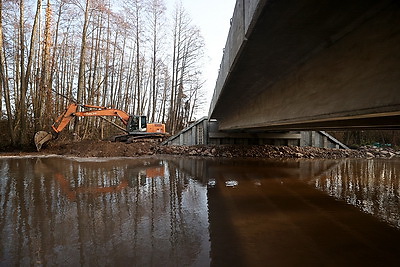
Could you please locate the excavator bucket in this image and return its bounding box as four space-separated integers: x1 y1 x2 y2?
34 131 53 151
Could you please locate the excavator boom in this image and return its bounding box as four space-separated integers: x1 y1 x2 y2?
51 103 130 134
35 103 131 151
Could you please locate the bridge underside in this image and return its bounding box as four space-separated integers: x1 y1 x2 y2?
209 0 400 131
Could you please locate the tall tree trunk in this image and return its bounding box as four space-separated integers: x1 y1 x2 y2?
18 0 25 144
149 0 162 122
124 48 135 112
133 0 143 115
135 11 141 115
75 0 90 134
159 66 169 124
116 35 126 111
109 31 118 107
19 0 42 145
0 0 15 144
41 0 52 129
168 12 177 133
102 0 111 107
50 1 64 115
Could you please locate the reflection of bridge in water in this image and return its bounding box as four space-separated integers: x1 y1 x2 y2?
174 157 400 266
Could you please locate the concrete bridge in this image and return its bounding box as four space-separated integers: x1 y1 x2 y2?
209 0 400 131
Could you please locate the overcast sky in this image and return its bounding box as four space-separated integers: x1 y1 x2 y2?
166 0 237 116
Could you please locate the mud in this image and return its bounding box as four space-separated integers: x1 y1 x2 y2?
2 139 399 159
43 139 158 157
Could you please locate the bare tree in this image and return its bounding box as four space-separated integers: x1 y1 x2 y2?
34 0 53 130
167 2 204 134
74 0 91 134
0 0 207 147
147 0 166 122
17 0 42 145
0 0 15 144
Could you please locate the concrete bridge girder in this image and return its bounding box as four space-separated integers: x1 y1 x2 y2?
209 0 400 131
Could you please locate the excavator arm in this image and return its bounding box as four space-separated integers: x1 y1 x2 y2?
51 103 130 133
34 103 131 151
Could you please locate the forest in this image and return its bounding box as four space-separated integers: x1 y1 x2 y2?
0 0 206 147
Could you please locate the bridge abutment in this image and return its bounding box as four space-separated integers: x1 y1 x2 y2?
163 118 347 149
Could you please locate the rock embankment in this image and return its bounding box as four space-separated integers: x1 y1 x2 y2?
358 145 400 159
155 144 369 159
158 145 400 159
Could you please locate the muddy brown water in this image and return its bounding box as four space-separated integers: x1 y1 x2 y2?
1 156 400 266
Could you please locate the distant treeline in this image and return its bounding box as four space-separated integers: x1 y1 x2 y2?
0 0 206 147
329 130 400 149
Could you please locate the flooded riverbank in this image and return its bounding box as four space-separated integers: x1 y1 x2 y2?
1 156 400 266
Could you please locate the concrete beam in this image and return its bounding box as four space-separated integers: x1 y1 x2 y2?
209 0 400 130
209 132 301 139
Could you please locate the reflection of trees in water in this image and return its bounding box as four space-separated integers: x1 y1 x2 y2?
0 157 209 266
311 159 400 228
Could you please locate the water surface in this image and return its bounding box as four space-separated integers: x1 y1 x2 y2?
1 156 400 266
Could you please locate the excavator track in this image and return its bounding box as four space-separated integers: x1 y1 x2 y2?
111 133 166 143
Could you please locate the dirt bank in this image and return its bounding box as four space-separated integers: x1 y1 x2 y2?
2 139 399 159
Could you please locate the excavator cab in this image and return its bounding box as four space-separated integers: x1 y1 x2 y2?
127 115 147 133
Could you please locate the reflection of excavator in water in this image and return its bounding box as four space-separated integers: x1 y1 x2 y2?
34 102 166 151
34 157 166 201
54 165 165 201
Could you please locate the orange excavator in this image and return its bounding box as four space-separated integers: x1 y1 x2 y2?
34 102 166 151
